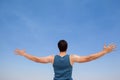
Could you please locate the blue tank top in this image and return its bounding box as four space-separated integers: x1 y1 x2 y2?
53 55 73 80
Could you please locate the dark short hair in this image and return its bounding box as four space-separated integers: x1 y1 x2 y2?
58 40 68 52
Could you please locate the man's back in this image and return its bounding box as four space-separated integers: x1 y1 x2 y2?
53 55 73 80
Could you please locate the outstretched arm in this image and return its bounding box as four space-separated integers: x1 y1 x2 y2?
14 49 53 63
71 44 116 63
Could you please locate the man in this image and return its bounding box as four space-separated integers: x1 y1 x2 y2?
15 40 116 80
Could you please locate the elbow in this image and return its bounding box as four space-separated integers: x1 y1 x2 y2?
84 56 96 62
34 60 40 63
87 55 98 62
79 58 92 63
79 56 97 63
31 58 40 63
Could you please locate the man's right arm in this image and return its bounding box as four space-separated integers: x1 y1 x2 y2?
71 44 116 63
14 49 54 63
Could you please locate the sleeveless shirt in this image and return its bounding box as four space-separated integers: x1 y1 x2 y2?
53 55 73 80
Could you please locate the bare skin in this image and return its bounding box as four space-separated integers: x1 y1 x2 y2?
14 44 116 65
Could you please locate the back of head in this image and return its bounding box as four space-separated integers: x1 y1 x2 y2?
58 40 68 52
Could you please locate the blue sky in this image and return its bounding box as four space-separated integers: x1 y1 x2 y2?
0 0 120 80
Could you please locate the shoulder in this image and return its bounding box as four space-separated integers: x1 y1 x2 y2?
69 54 80 65
70 54 80 59
48 54 55 64
48 54 55 59
70 54 84 63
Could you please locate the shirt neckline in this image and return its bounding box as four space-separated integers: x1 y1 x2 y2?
57 54 68 58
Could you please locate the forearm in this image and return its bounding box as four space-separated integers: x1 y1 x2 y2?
88 50 108 61
15 49 52 63
23 53 40 62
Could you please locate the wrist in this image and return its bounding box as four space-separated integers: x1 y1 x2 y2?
22 52 27 56
102 50 109 54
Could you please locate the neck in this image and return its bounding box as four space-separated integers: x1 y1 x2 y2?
59 51 66 56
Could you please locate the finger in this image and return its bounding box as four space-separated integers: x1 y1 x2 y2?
104 44 107 48
110 45 116 52
14 48 20 54
110 44 116 48
14 49 17 53
112 44 116 49
15 49 18 53
16 48 19 50
109 43 116 47
15 48 19 52
14 50 18 55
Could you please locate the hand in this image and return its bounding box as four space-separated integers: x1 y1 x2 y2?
103 44 116 53
15 49 26 56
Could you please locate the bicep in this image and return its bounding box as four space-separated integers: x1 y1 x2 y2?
36 55 53 63
72 55 90 63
